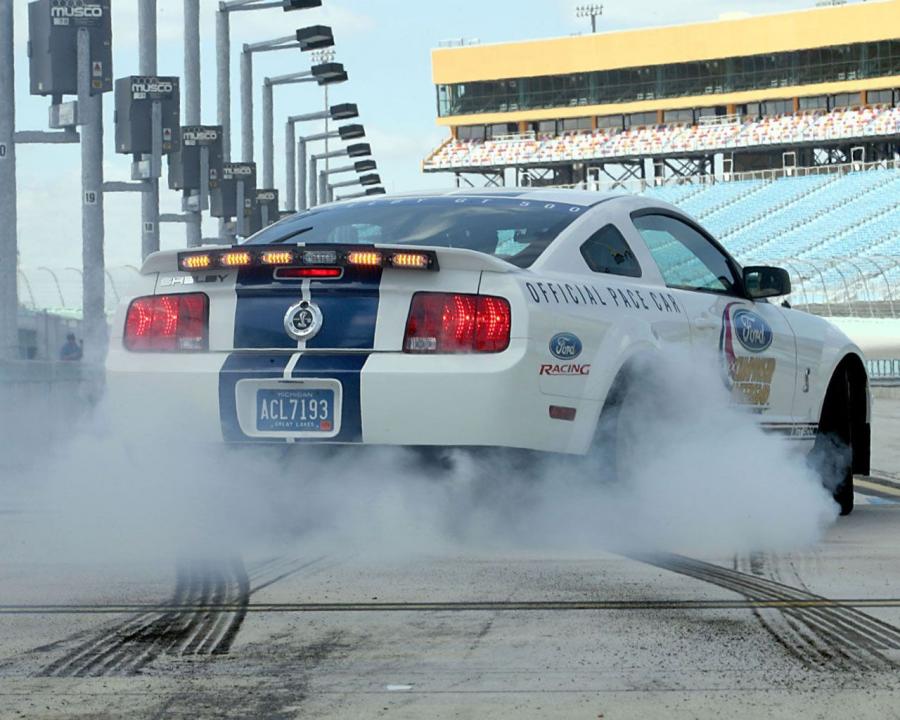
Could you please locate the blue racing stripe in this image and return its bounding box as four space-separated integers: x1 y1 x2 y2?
232 264 382 349
218 352 293 442
305 269 381 349
290 353 370 443
220 256 382 442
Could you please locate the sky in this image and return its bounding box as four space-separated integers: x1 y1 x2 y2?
10 0 821 270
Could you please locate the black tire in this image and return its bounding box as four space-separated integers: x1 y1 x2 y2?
594 365 647 485
813 368 855 516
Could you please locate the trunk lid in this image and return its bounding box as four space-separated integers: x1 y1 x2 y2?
141 244 515 352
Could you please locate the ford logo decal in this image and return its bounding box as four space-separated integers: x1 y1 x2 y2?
732 309 773 353
550 333 582 360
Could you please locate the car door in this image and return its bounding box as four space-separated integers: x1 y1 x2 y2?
631 211 798 425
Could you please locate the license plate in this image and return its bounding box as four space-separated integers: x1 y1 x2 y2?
256 388 335 433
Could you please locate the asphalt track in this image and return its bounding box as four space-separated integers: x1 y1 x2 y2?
0 401 899 718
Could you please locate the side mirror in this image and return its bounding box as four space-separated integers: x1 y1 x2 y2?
743 266 791 299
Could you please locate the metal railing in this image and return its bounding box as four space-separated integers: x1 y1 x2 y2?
17 265 142 316
770 256 900 318
868 359 900 383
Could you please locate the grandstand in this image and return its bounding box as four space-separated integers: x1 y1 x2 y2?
424 1 900 310
426 0 900 186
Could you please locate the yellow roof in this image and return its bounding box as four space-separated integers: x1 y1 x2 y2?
432 0 900 85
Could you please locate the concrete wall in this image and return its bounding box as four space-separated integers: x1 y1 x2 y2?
825 317 900 360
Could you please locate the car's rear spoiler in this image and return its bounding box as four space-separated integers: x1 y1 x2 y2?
140 244 519 275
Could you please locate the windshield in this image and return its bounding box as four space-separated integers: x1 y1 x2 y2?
243 196 587 268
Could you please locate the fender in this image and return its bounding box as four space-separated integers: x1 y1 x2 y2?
576 335 661 455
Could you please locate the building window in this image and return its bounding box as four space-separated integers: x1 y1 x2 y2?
486 123 517 139
596 114 624 129
457 125 485 141
435 39 900 117
560 117 592 132
664 108 693 124
626 111 658 128
799 95 828 111
831 92 857 109
761 99 792 116
867 89 894 106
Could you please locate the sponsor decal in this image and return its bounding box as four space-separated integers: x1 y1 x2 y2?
224 164 254 179
257 192 277 202
731 309 773 353
51 1 103 20
182 128 220 145
761 423 819 440
549 333 582 360
131 77 176 99
720 303 776 408
540 363 591 376
523 280 682 315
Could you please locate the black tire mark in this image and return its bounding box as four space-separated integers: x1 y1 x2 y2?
211 558 250 656
37 555 329 677
39 559 239 677
249 555 329 596
37 563 192 677
77 561 206 677
671 557 890 670
644 552 900 671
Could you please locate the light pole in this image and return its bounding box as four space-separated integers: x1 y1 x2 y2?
138 0 161 261
262 61 346 190
336 187 386 201
326 173 381 204
183 0 202 247
242 35 341 166
575 4 604 33
285 104 358 212
311 47 336 176
307 133 368 208
0 0 16 359
216 0 322 162
319 160 377 202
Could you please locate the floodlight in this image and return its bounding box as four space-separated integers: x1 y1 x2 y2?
338 124 366 140
296 25 334 51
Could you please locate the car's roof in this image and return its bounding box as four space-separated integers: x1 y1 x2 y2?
335 187 628 208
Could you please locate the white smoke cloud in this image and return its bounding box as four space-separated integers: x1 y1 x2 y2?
0 346 838 570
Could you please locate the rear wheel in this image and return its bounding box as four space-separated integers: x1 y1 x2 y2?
813 369 855 516
594 365 647 485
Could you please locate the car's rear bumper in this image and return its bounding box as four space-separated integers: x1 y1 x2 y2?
104 343 600 454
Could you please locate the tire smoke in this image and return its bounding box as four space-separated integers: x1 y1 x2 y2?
0 351 839 567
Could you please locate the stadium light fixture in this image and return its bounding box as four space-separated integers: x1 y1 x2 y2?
346 143 372 158
283 0 323 10
337 124 366 140
296 25 335 51
330 103 359 121
354 160 377 172
575 3 604 33
312 62 348 85
329 173 380 191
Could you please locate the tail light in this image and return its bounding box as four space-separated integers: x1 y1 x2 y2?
125 293 209 352
404 292 511 354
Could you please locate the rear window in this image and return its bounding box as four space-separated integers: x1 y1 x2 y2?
243 196 586 268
